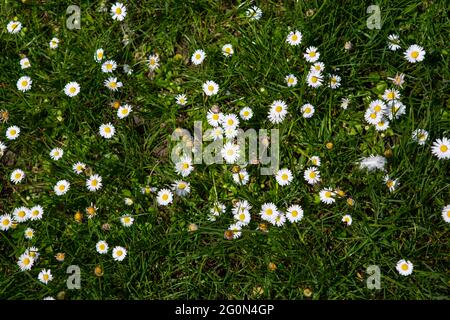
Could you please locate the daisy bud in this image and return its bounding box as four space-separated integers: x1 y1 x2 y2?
326 142 334 150
347 198 355 206
74 211 83 223
94 265 104 277
211 104 220 113
384 149 393 158
56 291 66 300
188 223 198 232
303 288 313 298
224 230 234 240
306 9 315 17
102 223 111 231
252 286 264 297
112 100 121 109
268 262 277 272
258 223 269 233
344 41 353 51
55 253 65 262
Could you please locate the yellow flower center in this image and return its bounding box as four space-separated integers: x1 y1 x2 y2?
225 47 231 53
2 219 10 226
243 111 249 116
115 8 122 15
15 173 21 179
182 163 189 169
275 106 283 113
288 77 294 83
374 105 381 112
124 217 130 223
387 92 395 100
304 107 311 114
97 52 103 59
105 127 111 133
58 185 65 191
227 149 234 156
91 179 98 187
99 244 105 250
401 263 409 271
440 145 448 152
291 34 298 41
411 51 419 59
43 274 49 281
309 51 316 57
325 191 332 198
70 87 76 93
116 250 123 256
281 173 288 180
266 209 273 215
447 210 450 218
162 194 169 201
18 211 26 218
195 53 201 60
227 119 234 126
239 213 245 221
370 113 377 119
10 129 17 135
178 183 186 189
291 210 298 217
121 108 128 115
208 85 214 92
212 114 219 120
23 258 30 265
311 76 318 83
21 80 28 87
109 82 117 88
309 172 316 178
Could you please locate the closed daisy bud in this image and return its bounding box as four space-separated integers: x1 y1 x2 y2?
224 229 234 240
268 262 277 271
303 288 313 297
94 265 104 277
188 223 198 232
347 198 355 206
102 223 111 231
326 142 333 150
74 211 83 223
55 253 65 262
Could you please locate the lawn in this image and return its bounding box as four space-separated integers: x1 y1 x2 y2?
0 0 449 300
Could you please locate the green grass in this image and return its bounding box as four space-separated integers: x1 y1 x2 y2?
0 0 449 299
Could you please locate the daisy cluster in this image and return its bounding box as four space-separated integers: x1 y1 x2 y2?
1 2 448 296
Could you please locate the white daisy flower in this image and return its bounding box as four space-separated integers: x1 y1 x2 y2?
431 137 450 160
364 108 383 125
99 123 115 139
203 80 219 96
112 246 127 261
86 174 103 192
385 101 406 120
64 82 80 97
29 205 44 221
275 168 293 186
273 213 286 227
359 155 387 171
319 188 336 204
0 141 6 157
124 197 133 206
25 247 39 260
104 77 123 91
210 202 226 216
111 2 127 21
207 110 223 127
94 48 104 62
285 74 298 87
306 71 323 88
396 259 413 276
260 203 279 223
246 5 262 21
50 148 63 161
310 62 325 73
233 170 249 185
286 30 302 46
157 188 173 206
387 34 401 51
208 126 224 141
382 88 401 105
341 97 350 110
101 60 117 73
286 205 303 223
6 126 20 140
120 215 134 227
24 228 34 240
384 175 399 192
304 46 320 63
13 207 30 223
301 103 315 118
224 127 239 142
117 104 132 119
221 142 240 164
304 167 320 185
221 113 239 129
54 180 70 196
222 44 234 57
20 57 31 69
17 253 34 271
0 214 13 231
148 54 160 71
72 162 86 174
268 100 288 124
232 200 252 215
404 44 425 63
228 223 242 239
412 129 429 146
10 169 25 184
175 155 194 177
17 76 32 92
172 180 191 197
342 214 352 226
123 64 133 75
7 21 22 34
191 49 206 65
441 204 450 223
49 37 59 49
310 156 321 167
374 119 389 131
175 94 187 106
234 210 251 226
239 107 253 120
329 74 341 89
387 73 405 88
96 240 109 254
